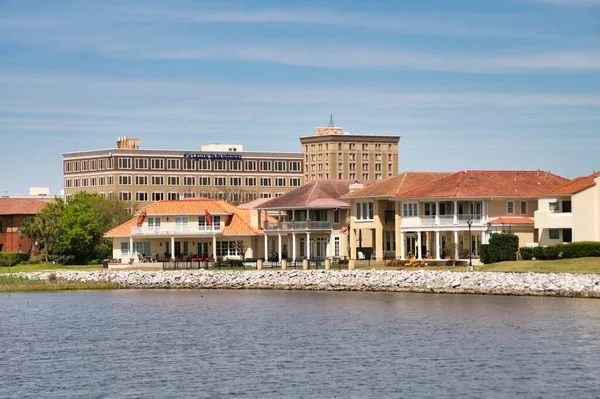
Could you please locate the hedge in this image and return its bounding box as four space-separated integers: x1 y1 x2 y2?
560 241 600 259
483 233 519 264
0 252 30 266
519 247 534 260
479 244 490 264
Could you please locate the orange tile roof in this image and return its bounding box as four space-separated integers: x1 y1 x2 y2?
392 170 569 199
0 198 47 215
490 217 534 225
343 172 452 198
104 199 271 237
542 171 600 196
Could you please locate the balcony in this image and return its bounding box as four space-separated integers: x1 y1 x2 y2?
265 220 333 231
131 225 222 235
402 214 483 229
534 210 573 229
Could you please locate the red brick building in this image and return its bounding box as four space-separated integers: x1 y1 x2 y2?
0 199 47 253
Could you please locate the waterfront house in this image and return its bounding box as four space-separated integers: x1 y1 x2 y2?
257 179 373 262
104 198 270 263
391 170 568 260
0 198 47 254
343 172 452 261
535 171 600 246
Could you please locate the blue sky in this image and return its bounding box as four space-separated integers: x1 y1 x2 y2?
1 0 599 194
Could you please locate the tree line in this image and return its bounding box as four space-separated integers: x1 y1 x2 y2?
19 192 134 265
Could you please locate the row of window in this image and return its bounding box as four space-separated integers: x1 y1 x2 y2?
306 162 393 173
304 143 394 152
65 176 302 188
306 153 394 163
401 201 529 217
108 191 283 202
307 172 391 181
65 159 302 173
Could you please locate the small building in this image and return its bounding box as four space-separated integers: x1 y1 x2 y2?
104 198 271 263
0 198 47 253
535 171 600 245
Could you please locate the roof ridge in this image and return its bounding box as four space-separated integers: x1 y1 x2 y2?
454 170 468 196
394 172 409 195
305 180 320 206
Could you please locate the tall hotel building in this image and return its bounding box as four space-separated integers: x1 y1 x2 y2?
62 123 400 204
300 126 400 182
62 138 304 204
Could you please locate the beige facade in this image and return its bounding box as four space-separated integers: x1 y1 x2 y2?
63 138 304 205
300 127 400 182
535 174 600 246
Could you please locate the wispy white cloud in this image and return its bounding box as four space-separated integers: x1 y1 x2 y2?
527 0 600 5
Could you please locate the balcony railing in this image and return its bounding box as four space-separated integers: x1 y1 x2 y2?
265 220 333 231
131 225 222 235
403 214 483 228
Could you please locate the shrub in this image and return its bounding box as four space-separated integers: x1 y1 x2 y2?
225 259 243 267
484 233 519 264
47 273 57 282
88 259 102 265
479 244 489 264
560 242 600 259
0 252 30 266
427 261 439 266
519 247 534 261
532 246 546 260
542 245 561 260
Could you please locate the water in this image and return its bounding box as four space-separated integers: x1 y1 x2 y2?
1 290 599 398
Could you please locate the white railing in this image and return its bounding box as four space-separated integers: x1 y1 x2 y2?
458 214 481 224
439 215 455 225
131 225 222 235
402 214 483 228
264 220 332 231
419 216 436 226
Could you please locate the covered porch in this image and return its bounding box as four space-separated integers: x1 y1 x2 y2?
399 229 489 261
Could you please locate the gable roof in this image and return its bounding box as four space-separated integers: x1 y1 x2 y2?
343 172 452 199
104 199 271 237
0 198 47 215
541 171 600 196
258 179 374 210
392 170 569 200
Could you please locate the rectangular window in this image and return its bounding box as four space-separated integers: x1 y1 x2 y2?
245 177 256 186
275 178 286 187
99 177 105 186
214 160 227 170
260 192 272 198
259 161 272 171
230 177 242 186
90 177 97 186
152 176 164 185
121 242 130 257
120 192 132 201
507 201 514 214
152 192 164 201
64 162 72 173
562 200 572 213
290 177 301 187
118 158 132 169
245 160 257 171
215 241 238 257
135 158 148 169
81 160 88 171
520 201 527 215
107 158 114 169
229 160 242 171
198 176 211 186
81 178 88 187
334 237 340 257
549 229 560 239
289 161 301 172
215 177 226 186
168 192 179 200
119 175 132 185
89 160 96 170
274 161 286 171
136 176 148 185
136 192 148 202
167 176 180 185
356 202 374 220
175 217 188 232
151 159 164 170
183 176 195 186
384 231 396 252
260 177 272 186
107 176 114 185
98 159 106 170
198 159 211 170
167 159 180 170
334 210 340 224
183 159 195 170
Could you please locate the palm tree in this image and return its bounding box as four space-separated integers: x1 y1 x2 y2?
18 216 41 256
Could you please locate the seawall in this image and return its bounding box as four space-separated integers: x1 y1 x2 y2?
15 269 600 297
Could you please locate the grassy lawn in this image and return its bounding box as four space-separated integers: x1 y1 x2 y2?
0 275 119 292
0 263 103 274
477 257 600 273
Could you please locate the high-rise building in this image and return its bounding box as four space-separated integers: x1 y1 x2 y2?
299 125 400 182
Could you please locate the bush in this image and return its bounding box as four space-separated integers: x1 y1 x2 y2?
560 241 600 259
225 259 243 267
532 246 546 260
484 233 519 264
88 259 102 265
479 244 489 264
49 254 77 265
543 245 561 260
519 247 534 260
0 252 30 266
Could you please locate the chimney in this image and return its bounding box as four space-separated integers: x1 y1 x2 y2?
250 209 261 229
349 181 364 193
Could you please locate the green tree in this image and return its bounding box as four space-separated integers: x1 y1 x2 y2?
19 215 41 255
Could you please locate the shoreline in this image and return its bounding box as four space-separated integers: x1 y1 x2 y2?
9 269 600 298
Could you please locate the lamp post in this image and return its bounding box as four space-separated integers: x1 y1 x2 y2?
467 218 473 271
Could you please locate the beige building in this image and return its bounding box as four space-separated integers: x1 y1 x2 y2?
300 126 400 182
346 170 569 261
535 171 600 246
63 137 304 205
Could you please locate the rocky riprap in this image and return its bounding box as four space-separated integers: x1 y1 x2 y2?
13 269 600 297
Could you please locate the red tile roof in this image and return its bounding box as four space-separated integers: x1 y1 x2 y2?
541 171 600 196
104 199 272 237
343 172 452 198
392 170 569 200
259 179 374 209
490 217 534 225
0 199 47 215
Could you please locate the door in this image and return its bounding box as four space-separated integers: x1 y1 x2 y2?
441 235 447 258
198 242 209 257
314 238 327 258
406 236 416 257
471 234 482 257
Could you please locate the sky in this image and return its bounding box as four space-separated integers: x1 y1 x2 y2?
1 0 599 195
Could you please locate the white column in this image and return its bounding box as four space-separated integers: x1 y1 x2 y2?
417 232 422 260
292 233 297 261
170 236 175 260
453 231 459 259
454 200 458 224
329 232 335 258
400 232 405 259
306 232 311 260
278 234 282 262
264 233 268 260
212 234 217 258
129 236 133 261
435 231 441 260
435 201 440 225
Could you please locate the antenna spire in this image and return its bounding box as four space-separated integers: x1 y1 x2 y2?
328 113 335 128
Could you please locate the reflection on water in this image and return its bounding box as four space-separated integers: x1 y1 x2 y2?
1 290 599 398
